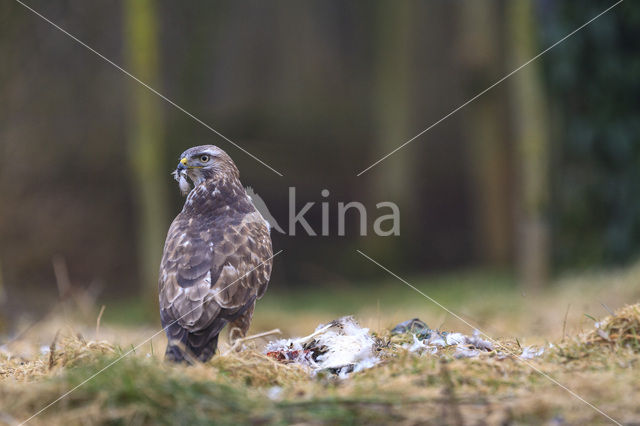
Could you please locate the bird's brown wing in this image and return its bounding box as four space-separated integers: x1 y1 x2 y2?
159 210 272 334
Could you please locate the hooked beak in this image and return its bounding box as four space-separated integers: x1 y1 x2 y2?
177 157 188 171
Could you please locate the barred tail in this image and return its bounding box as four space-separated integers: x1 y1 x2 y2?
161 309 225 364
164 333 220 364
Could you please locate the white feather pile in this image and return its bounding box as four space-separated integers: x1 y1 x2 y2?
264 317 545 377
264 316 379 377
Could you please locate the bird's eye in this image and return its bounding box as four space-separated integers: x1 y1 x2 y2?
200 155 210 163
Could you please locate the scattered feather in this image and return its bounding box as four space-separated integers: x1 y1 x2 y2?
172 170 192 195
520 346 545 359
394 320 544 360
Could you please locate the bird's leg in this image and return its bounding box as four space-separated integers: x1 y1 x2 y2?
222 329 282 356
228 302 255 347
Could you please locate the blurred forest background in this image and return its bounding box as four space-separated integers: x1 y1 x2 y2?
1 0 639 317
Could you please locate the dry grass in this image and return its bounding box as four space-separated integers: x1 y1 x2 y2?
2 268 640 425
585 303 640 349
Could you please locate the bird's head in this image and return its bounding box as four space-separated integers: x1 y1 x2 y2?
172 145 239 195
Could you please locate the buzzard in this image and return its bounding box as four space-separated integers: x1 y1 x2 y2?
159 145 273 363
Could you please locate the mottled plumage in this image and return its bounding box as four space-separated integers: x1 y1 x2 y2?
159 145 272 363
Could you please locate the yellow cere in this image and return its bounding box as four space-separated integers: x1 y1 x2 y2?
181 157 188 165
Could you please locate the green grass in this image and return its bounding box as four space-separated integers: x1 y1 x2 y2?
3 330 639 425
3 267 640 425
62 357 267 425
101 268 516 327
262 269 515 312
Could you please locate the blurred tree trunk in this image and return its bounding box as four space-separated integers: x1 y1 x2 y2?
459 0 512 266
368 0 413 262
0 260 6 333
507 0 550 291
123 0 168 305
372 0 411 201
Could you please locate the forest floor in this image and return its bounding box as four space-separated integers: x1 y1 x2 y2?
1 265 640 425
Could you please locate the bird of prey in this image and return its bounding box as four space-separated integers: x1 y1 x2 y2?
159 145 273 363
